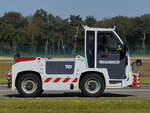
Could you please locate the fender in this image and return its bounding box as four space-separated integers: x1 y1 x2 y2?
11 58 45 90
74 56 109 88
80 68 110 87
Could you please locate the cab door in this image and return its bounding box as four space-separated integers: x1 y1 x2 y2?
97 31 126 79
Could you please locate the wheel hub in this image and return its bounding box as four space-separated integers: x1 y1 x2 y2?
85 79 101 94
25 82 34 90
88 82 97 90
21 79 37 94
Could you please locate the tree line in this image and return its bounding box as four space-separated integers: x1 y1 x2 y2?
0 9 150 54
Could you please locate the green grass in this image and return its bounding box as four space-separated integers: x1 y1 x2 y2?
141 77 150 84
0 62 13 84
0 62 13 77
0 76 7 84
0 98 149 113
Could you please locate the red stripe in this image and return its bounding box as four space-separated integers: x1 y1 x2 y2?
63 78 71 83
7 75 12 77
44 78 52 83
54 78 61 83
72 78 78 83
16 57 36 63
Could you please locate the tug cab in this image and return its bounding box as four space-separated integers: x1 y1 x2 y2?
85 27 127 79
10 26 133 97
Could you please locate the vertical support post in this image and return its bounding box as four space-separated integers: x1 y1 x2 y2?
95 31 97 68
84 30 88 68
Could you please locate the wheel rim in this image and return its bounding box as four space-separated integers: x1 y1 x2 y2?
85 79 101 94
21 79 37 94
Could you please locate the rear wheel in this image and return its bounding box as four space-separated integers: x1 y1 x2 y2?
80 73 105 97
16 73 42 97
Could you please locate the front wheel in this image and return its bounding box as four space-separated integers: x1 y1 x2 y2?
80 73 105 97
16 73 42 97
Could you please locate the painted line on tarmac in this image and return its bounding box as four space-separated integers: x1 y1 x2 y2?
0 90 150 92
0 90 11 92
106 89 150 92
0 88 150 92
0 84 7 87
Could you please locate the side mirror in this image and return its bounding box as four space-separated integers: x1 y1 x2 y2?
136 59 142 66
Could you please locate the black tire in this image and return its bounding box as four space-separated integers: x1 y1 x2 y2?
16 73 42 97
80 73 105 97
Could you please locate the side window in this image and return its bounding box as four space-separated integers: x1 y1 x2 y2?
86 31 95 68
97 31 120 52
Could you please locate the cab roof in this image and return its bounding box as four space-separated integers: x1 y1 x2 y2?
84 26 115 31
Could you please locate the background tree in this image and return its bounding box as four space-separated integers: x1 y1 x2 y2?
139 14 150 48
98 16 137 43
70 15 83 50
25 23 40 51
0 9 150 56
0 24 16 50
2 12 28 28
85 16 97 27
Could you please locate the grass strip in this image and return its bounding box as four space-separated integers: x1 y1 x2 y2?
0 76 7 84
141 77 150 84
0 98 149 113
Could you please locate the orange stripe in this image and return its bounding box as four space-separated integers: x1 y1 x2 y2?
63 78 71 83
54 78 61 83
44 78 52 83
72 78 78 83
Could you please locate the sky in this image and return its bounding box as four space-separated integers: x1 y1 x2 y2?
0 0 150 20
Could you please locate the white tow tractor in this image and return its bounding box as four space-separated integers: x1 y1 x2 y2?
8 26 141 97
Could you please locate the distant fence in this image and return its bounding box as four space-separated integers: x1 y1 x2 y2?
0 47 150 57
129 48 150 56
0 48 84 57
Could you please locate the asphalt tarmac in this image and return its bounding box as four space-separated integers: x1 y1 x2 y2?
0 85 150 98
